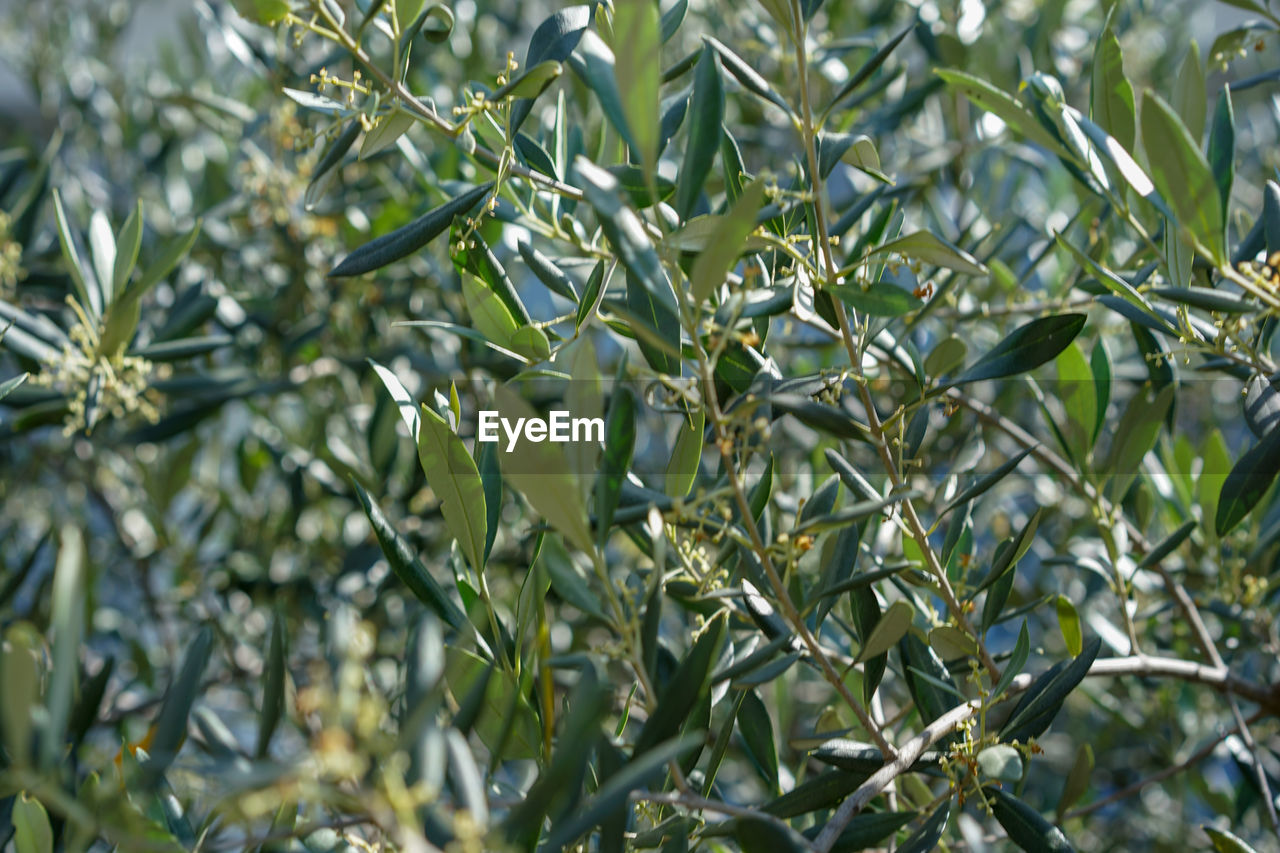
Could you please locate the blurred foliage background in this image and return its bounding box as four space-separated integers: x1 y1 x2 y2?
1 0 1280 851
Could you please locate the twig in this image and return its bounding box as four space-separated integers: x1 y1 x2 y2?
1064 709 1266 820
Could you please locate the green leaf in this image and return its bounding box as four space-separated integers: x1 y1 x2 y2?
991 621 1030 702
1207 88 1235 228
935 69 1073 160
1102 384 1175 501
596 386 635 546
329 182 493 276
230 0 291 25
1149 286 1252 314
1056 742 1094 816
490 59 563 101
1204 826 1261 853
1055 233 1154 317
612 0 661 175
1055 595 1082 656
41 526 85 770
1000 637 1101 743
543 734 700 849
12 793 53 853
256 608 287 758
824 25 912 118
827 281 922 317
738 689 778 790
1140 91 1225 263
142 625 214 786
0 371 27 402
729 816 811 853
503 670 610 842
624 269 682 374
417 403 488 571
462 272 520 346
635 612 726 754
353 483 466 629
52 189 98 318
990 787 1075 852
517 241 577 301
676 46 724 218
898 798 952 853
358 108 415 160
1055 343 1096 463
978 744 1024 782
703 37 794 115
689 179 765 304
857 600 913 662
761 769 867 818
928 625 977 661
664 407 704 498
577 259 606 330
305 120 361 210
112 201 143 298
1172 42 1206 142
1090 13 1135 151
576 158 671 311
801 811 917 851
955 314 1086 385
444 647 539 759
569 30 640 154
942 449 1037 520
1 625 41 766
134 221 202 295
864 231 987 277
490 384 593 554
1215 425 1280 536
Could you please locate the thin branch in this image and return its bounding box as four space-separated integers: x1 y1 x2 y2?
811 654 1280 853
1064 709 1266 820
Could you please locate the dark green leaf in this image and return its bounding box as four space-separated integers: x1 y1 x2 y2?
141 626 214 786
762 769 867 818
543 734 700 850
256 609 287 758
635 613 727 755
900 632 959 724
990 621 1030 701
353 482 466 630
989 787 1075 852
1207 88 1235 227
1000 637 1101 743
596 387 636 546
801 811 916 851
1089 14 1135 150
738 689 778 790
826 282 922 317
825 25 912 118
1215 425 1280 535
1140 92 1225 263
898 798 951 853
690 179 765 304
941 446 1035 517
955 314 1086 385
676 46 723 218
703 37 794 115
329 183 493 276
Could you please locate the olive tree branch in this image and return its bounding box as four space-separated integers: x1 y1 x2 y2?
786 0 1000 681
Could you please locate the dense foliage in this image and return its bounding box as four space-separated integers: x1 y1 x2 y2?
3 0 1280 850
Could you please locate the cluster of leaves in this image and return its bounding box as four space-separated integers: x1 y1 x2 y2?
3 0 1280 851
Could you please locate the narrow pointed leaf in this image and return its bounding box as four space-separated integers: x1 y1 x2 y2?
329 182 493 276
